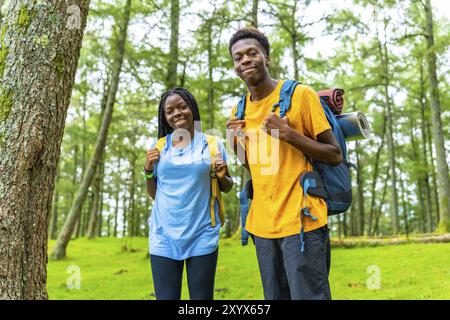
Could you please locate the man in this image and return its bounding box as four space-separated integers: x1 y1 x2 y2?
227 28 342 300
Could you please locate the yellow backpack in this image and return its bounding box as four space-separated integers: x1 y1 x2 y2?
154 134 225 227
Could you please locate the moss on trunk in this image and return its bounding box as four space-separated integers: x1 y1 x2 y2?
0 90 13 121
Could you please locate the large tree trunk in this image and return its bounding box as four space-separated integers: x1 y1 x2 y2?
166 0 179 89
0 0 90 299
51 0 131 259
423 0 450 233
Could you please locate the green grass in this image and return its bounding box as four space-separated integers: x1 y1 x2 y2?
47 237 450 300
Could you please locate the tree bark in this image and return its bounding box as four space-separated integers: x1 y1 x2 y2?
373 167 390 236
86 167 101 239
113 157 121 238
376 19 399 235
355 141 365 235
399 176 409 238
368 124 386 236
127 154 137 237
74 94 87 238
0 0 90 299
48 165 60 240
0 0 4 25
206 21 215 129
410 118 427 233
51 0 131 259
427 122 440 226
166 0 179 89
251 0 259 27
423 0 450 233
419 60 434 232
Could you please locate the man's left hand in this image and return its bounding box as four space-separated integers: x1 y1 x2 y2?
262 113 291 141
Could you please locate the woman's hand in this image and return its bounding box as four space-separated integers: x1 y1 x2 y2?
145 148 160 172
214 152 227 179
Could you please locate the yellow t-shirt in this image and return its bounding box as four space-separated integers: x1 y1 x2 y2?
231 80 331 238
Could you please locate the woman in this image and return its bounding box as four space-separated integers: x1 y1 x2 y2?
144 87 233 300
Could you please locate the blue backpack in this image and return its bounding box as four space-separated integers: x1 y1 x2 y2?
236 80 353 249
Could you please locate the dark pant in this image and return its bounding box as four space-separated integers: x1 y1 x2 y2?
253 226 331 300
150 249 218 300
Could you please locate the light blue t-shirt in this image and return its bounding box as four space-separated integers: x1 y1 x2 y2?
149 130 227 260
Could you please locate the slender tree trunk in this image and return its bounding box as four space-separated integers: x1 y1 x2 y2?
144 195 150 236
128 155 137 237
356 141 365 235
290 1 299 80
86 168 100 239
427 122 440 226
74 94 87 238
206 23 215 129
87 81 108 239
410 119 428 233
0 0 90 299
179 58 187 88
377 20 399 235
123 195 128 237
373 167 390 236
399 177 409 238
368 127 386 236
349 197 357 236
107 211 112 237
97 163 104 237
51 0 131 259
423 0 450 233
337 215 342 239
419 61 434 232
0 0 4 26
251 0 259 27
291 35 299 81
113 157 121 238
166 0 179 89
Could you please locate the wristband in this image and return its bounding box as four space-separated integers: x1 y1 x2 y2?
142 170 154 180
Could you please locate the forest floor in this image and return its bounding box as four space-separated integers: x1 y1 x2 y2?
47 237 450 300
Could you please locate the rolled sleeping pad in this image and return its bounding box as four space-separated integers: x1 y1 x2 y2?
336 112 371 141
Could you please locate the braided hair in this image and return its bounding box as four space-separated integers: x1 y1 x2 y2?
157 87 201 139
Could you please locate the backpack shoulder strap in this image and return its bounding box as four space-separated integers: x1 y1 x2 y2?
154 136 167 152
272 79 299 118
204 134 225 227
319 100 348 160
235 93 247 120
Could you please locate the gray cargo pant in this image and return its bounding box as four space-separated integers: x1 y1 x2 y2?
253 225 331 300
